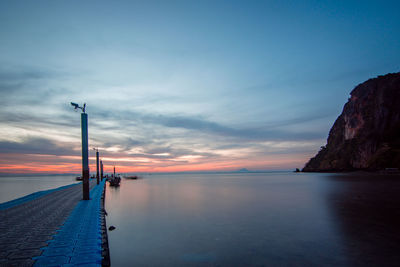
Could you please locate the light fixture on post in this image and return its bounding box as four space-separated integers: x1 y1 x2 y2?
71 102 90 200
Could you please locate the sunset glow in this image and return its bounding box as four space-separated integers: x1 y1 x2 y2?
0 1 399 174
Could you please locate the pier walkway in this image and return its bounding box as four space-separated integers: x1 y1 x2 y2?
0 179 106 266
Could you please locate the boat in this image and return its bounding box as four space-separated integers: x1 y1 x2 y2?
109 176 121 186
124 175 138 180
75 176 83 181
109 166 121 187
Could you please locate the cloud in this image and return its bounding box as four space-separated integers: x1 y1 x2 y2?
0 64 332 172
0 111 76 127
0 66 62 92
88 102 330 141
0 137 78 156
105 110 328 141
0 66 74 106
0 68 52 83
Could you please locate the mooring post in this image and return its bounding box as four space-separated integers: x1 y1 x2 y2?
81 112 90 200
100 160 103 181
96 150 100 185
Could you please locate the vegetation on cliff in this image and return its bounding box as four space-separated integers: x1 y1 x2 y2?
303 72 400 172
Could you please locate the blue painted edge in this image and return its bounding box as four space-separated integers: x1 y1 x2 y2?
34 179 105 267
0 182 82 210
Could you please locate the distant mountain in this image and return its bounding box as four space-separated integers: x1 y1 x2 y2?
303 72 400 172
237 168 250 172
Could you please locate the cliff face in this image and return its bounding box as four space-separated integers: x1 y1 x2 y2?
303 72 400 172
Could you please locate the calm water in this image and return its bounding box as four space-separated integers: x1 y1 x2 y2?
0 175 79 203
105 172 400 267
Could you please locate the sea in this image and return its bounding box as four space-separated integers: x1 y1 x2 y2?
0 174 79 203
2 172 400 266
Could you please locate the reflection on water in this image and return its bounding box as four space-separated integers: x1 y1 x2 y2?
0 175 79 203
326 173 400 267
105 172 400 266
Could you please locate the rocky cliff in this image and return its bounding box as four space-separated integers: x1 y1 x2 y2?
303 72 400 172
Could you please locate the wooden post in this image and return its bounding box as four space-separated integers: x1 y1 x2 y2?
81 113 90 200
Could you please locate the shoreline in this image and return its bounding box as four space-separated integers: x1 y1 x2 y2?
301 169 400 175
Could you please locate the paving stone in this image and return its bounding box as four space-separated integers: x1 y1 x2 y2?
18 242 48 250
34 181 105 266
8 249 42 260
63 264 100 267
0 181 100 266
26 236 53 243
32 255 69 266
41 246 73 257
0 244 18 251
0 238 22 245
0 259 35 267
0 251 9 258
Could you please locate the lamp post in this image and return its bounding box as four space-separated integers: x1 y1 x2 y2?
100 160 104 181
71 102 90 200
93 148 100 185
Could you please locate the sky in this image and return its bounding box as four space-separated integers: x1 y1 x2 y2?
0 0 399 174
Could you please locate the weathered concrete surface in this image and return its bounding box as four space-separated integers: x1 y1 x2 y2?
0 180 96 266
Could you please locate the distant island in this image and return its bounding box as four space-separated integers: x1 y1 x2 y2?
237 168 250 172
303 72 400 172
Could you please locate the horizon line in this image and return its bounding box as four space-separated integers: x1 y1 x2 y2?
0 169 295 176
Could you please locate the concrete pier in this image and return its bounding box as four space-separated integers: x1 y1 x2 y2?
0 179 108 266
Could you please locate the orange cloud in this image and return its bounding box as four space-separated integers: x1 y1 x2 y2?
0 149 311 174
